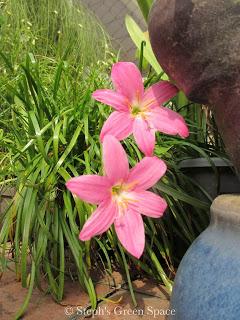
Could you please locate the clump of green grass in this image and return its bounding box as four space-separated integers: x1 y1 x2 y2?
0 0 113 155
0 52 214 318
0 0 111 66
0 54 115 318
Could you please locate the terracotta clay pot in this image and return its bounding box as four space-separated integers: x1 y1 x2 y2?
148 0 240 173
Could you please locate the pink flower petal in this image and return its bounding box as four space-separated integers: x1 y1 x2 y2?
114 209 145 258
142 81 178 108
133 117 155 156
149 107 189 138
79 200 117 241
103 135 129 185
128 191 167 218
92 89 129 112
111 62 144 103
66 175 111 204
127 156 167 191
100 111 134 142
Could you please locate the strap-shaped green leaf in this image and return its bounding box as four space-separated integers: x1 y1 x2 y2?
125 15 168 78
136 0 154 22
53 124 82 173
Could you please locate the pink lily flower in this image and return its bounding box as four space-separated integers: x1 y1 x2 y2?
66 135 167 259
92 62 189 156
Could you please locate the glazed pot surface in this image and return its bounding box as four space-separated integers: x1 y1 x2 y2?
169 195 240 320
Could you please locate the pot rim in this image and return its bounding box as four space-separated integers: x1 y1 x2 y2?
211 194 240 226
179 157 232 169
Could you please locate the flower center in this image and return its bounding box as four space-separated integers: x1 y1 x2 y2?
111 182 137 217
131 105 141 116
130 104 149 119
111 184 123 196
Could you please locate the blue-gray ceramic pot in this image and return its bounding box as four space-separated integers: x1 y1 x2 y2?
169 194 240 320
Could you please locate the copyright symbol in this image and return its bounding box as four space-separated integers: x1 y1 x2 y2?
65 306 74 316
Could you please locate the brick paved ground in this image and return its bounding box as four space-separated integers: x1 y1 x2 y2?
0 265 170 319
80 0 146 60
